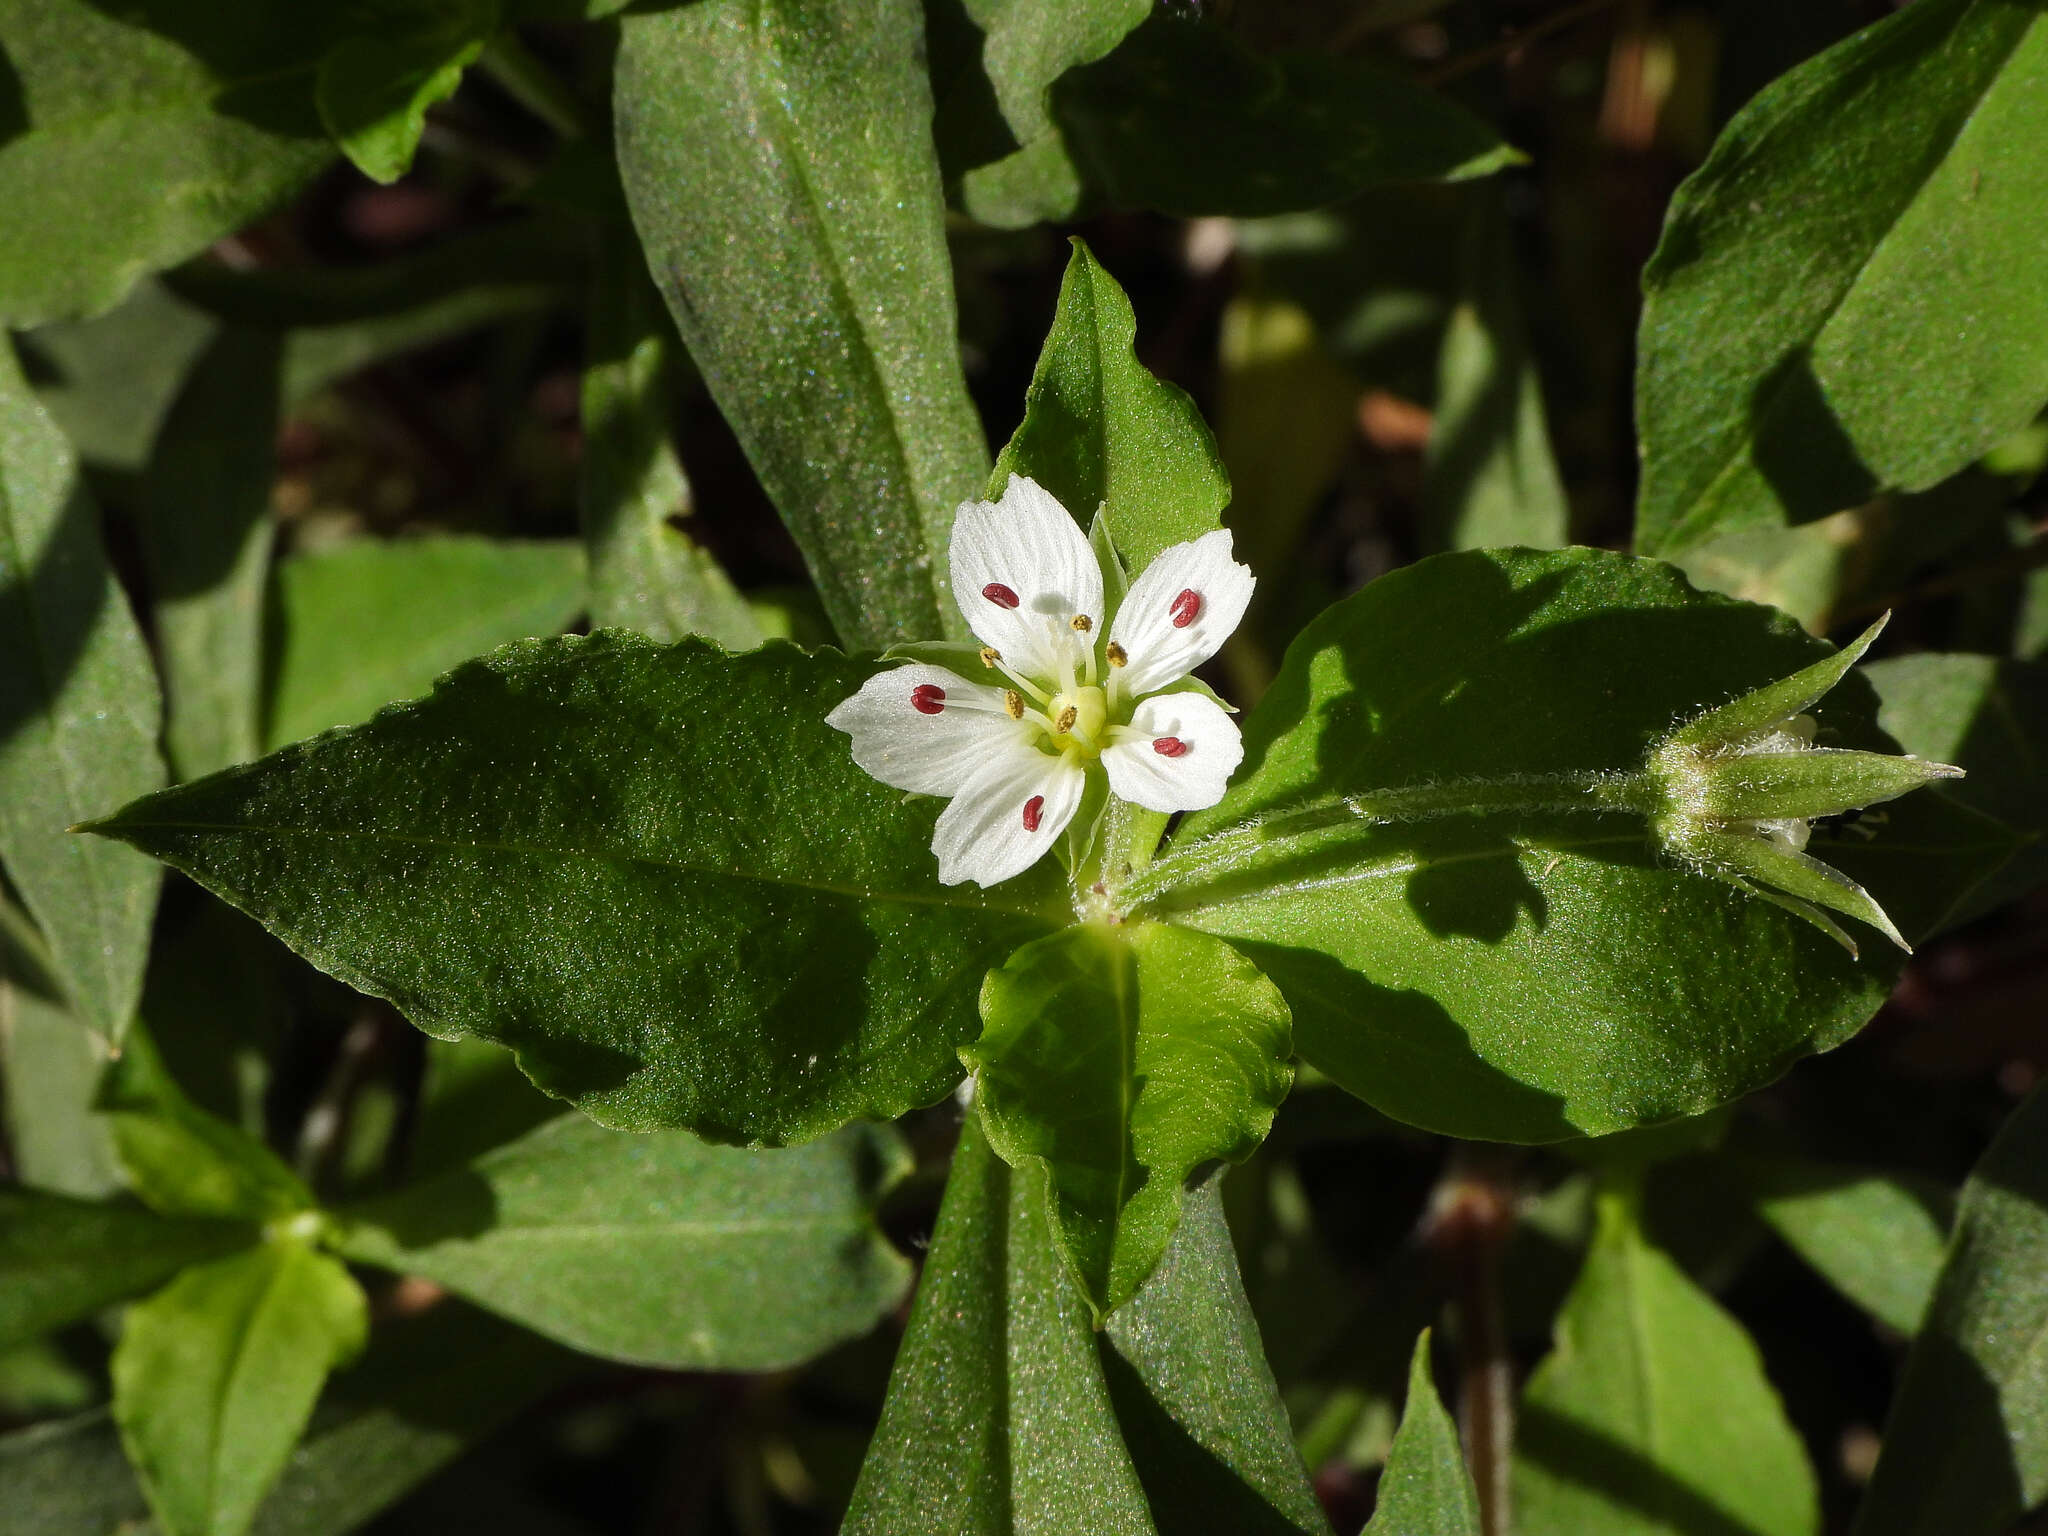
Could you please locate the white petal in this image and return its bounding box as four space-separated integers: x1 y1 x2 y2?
826 664 1023 797
931 743 1088 887
1102 691 1243 813
948 474 1103 683
1106 528 1254 696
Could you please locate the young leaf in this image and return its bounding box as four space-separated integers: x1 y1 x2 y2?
142 328 283 781
1853 1085 2048 1536
263 536 585 749
1364 1331 1481 1536
0 1189 251 1354
0 340 165 1044
335 1115 912 1369
113 1240 369 1536
992 239 1231 574
1513 1186 1819 1536
580 224 763 650
615 0 989 649
1634 0 2048 556
314 1 493 185
0 1 334 325
88 636 1065 1144
966 922 1293 1318
1155 548 1940 1142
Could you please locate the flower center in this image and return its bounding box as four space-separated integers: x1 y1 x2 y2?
1043 684 1109 757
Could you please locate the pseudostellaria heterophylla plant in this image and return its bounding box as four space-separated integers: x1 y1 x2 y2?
829 474 1253 886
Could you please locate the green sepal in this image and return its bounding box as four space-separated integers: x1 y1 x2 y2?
1669 615 1888 748
880 640 1004 682
1685 748 1962 823
1677 825 1908 955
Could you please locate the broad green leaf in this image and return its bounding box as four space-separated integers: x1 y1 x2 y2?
97 1022 312 1223
90 637 1064 1142
0 978 120 1198
1421 189 1569 553
314 2 492 185
1514 1187 1819 1536
843 1112 1157 1536
990 240 1231 573
1634 0 2048 556
615 0 989 649
113 1241 369 1536
581 224 763 650
1100 1178 1333 1536
0 340 165 1043
1854 1085 2048 1536
0 1301 581 1536
966 922 1293 1318
22 281 219 472
0 1188 250 1353
336 1114 912 1369
1734 1155 1951 1335
142 329 282 781
1153 548 1929 1141
407 1036 561 1178
959 14 1520 227
263 536 584 749
1364 1331 1481 1535
0 1 333 325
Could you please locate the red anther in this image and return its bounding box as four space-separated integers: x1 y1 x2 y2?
1169 589 1202 628
983 583 1021 609
1152 736 1188 757
910 684 946 715
1021 795 1045 832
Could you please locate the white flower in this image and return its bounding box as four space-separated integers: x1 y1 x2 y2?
827 475 1253 887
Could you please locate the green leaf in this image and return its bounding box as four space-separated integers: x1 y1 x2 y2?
1514 1185 1819 1536
0 1 333 325
1153 548 1922 1141
580 224 763 650
991 239 1231 573
263 536 584 749
90 636 1063 1142
406 1036 561 1178
1421 188 1569 553
1634 0 2048 556
336 1114 912 1368
21 280 219 472
142 329 283 781
0 1188 250 1353
315 2 493 185
112 1240 369 1536
1853 1084 2048 1536
615 0 989 649
966 922 1293 1318
0 340 165 1043
0 978 121 1198
960 14 1521 226
1733 1155 1951 1335
96 1022 312 1222
1364 1330 1481 1536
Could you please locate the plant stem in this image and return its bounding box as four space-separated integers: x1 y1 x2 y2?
478 34 588 141
1426 1151 1518 1536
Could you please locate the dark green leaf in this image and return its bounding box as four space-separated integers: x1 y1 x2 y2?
991 239 1230 573
336 1115 912 1369
1513 1185 1819 1536
0 1188 250 1353
314 2 492 185
1854 1084 2048 1536
263 535 585 749
580 225 762 649
143 328 282 781
21 280 219 472
1364 1331 1481 1536
615 0 989 648
961 14 1520 226
406 1036 561 1178
0 340 165 1042
0 978 120 1197
0 1 333 324
1634 0 2048 556
1150 548 1926 1141
112 1240 368 1536
966 922 1293 1318
90 637 1063 1142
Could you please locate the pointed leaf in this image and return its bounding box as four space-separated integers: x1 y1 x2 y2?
966 921 1293 1317
314 3 492 185
1364 1331 1481 1536
336 1115 912 1369
615 0 988 648
0 340 165 1043
89 637 1063 1143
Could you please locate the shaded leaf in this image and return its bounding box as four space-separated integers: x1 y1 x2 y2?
1364 1330 1481 1536
0 977 120 1197
337 1115 912 1369
315 2 492 185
